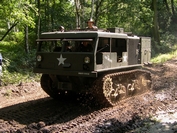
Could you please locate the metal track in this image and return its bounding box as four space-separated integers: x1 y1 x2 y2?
92 69 152 106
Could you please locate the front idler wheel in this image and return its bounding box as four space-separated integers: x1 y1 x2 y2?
40 74 61 99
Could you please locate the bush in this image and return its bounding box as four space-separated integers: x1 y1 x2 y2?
0 41 40 85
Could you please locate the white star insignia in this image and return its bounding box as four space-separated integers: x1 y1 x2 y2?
57 54 66 65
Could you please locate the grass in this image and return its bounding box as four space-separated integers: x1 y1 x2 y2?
2 70 41 85
151 49 177 64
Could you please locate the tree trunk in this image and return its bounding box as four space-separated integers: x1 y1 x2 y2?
51 0 55 31
25 26 29 53
47 0 50 31
37 0 41 39
74 0 81 28
0 22 18 41
44 0 47 31
152 0 160 45
171 0 175 15
90 0 94 19
81 1 85 28
163 0 170 13
95 0 104 25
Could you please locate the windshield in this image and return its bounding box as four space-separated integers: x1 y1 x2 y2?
37 39 94 52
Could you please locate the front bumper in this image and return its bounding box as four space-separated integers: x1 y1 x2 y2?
33 68 97 77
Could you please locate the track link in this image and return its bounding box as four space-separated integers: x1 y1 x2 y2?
92 69 152 106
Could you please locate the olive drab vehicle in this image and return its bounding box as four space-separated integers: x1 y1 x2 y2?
33 25 152 106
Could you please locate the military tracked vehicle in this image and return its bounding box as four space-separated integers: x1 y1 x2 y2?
33 26 152 106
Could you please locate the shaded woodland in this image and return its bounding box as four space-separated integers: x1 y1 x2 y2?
0 0 177 84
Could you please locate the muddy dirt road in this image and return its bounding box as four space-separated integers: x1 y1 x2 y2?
0 58 177 133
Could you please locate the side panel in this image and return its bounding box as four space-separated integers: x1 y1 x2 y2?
96 52 129 70
128 39 140 65
140 37 151 64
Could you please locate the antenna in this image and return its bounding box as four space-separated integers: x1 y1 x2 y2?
87 0 98 30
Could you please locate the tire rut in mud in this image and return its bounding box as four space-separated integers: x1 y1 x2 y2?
0 86 177 133
1 58 177 132
0 92 101 132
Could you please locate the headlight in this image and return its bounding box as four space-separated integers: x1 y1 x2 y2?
37 55 42 62
84 57 90 64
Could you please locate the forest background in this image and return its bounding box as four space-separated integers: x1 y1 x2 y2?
0 0 177 85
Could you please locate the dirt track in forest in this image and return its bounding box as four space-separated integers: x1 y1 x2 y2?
0 58 177 133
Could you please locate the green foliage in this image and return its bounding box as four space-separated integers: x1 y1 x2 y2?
151 31 177 64
95 0 153 36
39 0 75 32
151 31 177 57
0 0 177 85
0 41 40 85
160 32 177 48
0 0 37 28
6 32 24 43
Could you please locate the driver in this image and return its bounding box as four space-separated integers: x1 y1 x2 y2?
78 41 93 52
